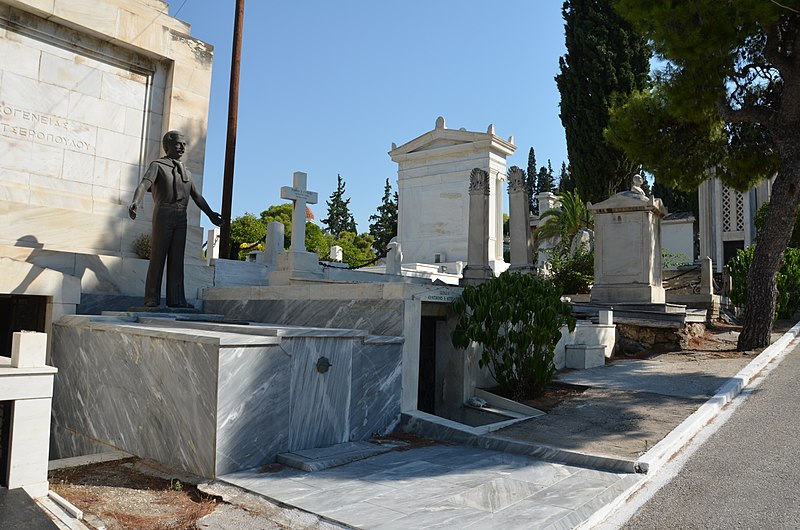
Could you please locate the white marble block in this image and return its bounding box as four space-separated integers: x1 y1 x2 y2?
11 331 47 368
598 310 613 325
565 345 606 370
589 189 668 304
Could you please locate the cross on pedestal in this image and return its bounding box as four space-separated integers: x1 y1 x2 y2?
280 171 318 252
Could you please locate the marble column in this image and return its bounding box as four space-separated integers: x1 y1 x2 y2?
461 168 494 286
507 166 533 271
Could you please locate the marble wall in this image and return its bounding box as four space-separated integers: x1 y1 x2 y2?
205 297 405 337
50 315 403 477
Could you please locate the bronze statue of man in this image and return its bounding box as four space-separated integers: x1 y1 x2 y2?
129 131 223 308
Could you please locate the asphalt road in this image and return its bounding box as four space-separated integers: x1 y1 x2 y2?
623 341 800 529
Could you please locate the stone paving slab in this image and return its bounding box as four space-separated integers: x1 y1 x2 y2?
556 356 753 398
491 389 704 462
221 444 639 530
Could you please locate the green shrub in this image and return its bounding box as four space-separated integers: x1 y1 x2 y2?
451 272 576 399
547 248 594 294
728 245 800 319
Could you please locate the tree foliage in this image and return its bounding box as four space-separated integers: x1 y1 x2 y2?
229 212 267 260
332 231 376 268
229 205 330 260
608 1 800 349
527 148 538 214
558 162 575 193
652 180 698 219
452 272 576 399
322 174 357 237
368 178 398 256
538 190 593 246
556 0 650 204
536 160 557 198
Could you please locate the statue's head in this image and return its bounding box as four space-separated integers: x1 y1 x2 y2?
162 130 186 159
632 173 644 187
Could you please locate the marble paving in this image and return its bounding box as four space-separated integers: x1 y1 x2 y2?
221 443 641 529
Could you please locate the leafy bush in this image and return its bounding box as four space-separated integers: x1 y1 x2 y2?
451 272 576 399
132 233 151 259
728 245 800 319
546 247 594 294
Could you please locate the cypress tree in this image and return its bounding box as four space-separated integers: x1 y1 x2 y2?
558 162 576 193
368 178 398 256
526 147 537 214
322 174 357 237
535 159 557 211
555 0 650 204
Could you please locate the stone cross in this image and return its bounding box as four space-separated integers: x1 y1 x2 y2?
280 171 318 252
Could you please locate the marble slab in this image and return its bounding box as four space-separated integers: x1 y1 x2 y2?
50 314 403 478
204 298 406 336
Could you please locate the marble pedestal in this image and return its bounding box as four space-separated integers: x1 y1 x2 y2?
50 314 403 478
590 191 668 305
269 251 324 285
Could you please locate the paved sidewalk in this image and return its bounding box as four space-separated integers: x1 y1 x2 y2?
620 337 800 528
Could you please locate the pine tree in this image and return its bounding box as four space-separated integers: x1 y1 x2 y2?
609 1 799 349
555 0 650 204
527 147 537 214
369 178 398 256
322 174 357 237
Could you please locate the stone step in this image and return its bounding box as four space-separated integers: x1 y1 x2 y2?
276 440 405 472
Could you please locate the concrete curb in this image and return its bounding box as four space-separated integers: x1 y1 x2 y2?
636 321 800 473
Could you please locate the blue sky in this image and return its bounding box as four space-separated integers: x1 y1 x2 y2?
169 1 568 232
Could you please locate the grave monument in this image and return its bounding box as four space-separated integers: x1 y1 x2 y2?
589 177 668 304
390 116 514 276
0 0 217 315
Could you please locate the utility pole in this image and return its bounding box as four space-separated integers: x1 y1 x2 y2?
219 0 245 259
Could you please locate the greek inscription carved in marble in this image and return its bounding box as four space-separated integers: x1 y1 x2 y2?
0 103 93 152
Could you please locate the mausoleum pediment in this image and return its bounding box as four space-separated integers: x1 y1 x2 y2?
389 116 515 161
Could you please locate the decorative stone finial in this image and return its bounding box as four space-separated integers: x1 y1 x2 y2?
508 135 514 144
435 116 446 129
487 124 495 135
391 142 397 150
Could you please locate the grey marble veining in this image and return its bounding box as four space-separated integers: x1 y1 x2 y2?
205 298 405 336
215 344 291 475
447 477 545 513
51 316 404 478
51 323 219 477
283 336 354 450
221 442 639 530
350 343 403 440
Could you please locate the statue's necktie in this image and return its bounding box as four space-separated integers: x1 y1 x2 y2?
173 161 186 201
